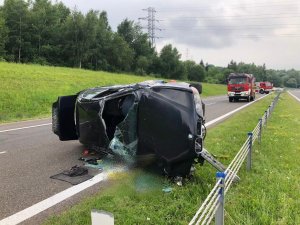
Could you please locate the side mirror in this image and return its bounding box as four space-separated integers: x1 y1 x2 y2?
190 82 202 94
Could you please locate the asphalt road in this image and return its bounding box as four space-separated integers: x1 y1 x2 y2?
289 89 300 101
0 93 264 223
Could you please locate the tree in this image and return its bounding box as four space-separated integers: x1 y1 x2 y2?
190 64 205 81
159 44 186 80
228 60 237 71
184 60 205 82
106 33 134 72
82 10 99 69
200 59 205 67
0 10 8 57
205 65 221 83
136 56 149 75
92 11 113 70
3 0 31 62
286 78 297 88
30 0 59 63
117 19 154 73
266 70 282 87
63 9 86 68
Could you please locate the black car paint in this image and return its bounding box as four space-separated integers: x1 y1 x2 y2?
52 81 204 177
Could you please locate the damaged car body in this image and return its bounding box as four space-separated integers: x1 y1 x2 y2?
52 80 206 177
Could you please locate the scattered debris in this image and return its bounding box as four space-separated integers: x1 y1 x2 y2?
84 163 103 172
62 165 88 177
83 149 89 156
50 166 93 185
174 176 183 186
162 187 173 193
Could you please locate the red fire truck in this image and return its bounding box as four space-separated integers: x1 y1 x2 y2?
255 81 273 94
227 73 256 102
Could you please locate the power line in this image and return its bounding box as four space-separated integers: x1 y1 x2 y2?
163 23 300 28
161 26 300 31
158 1 300 12
138 7 162 47
172 14 300 20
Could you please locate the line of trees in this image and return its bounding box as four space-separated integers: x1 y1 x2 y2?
0 0 205 81
205 60 300 88
0 0 299 87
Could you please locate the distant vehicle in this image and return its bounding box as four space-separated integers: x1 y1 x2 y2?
52 80 206 177
255 81 273 94
227 73 256 102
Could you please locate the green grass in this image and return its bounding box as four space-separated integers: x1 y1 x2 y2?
223 93 300 225
43 92 300 225
0 62 225 123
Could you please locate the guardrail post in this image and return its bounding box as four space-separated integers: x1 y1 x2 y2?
264 111 268 126
258 119 263 144
215 172 226 225
247 132 253 171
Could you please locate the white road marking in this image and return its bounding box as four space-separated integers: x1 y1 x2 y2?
0 123 51 133
288 91 300 102
206 94 269 127
0 151 7 155
204 102 216 106
0 93 270 225
0 173 107 225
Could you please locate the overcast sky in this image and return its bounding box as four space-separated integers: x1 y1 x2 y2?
1 0 300 70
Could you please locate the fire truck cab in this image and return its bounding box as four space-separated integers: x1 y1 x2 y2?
227 73 256 102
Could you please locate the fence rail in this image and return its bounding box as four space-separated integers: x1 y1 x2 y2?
189 92 281 225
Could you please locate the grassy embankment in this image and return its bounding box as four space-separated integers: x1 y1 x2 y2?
0 62 225 123
44 93 300 224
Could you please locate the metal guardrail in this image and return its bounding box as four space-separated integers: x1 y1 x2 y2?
189 92 281 225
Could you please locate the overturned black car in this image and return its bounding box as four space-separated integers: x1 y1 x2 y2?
52 80 206 177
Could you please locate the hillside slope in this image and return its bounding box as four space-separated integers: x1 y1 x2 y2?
0 62 226 123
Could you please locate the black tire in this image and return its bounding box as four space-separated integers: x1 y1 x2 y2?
229 97 233 102
259 89 264 94
52 95 78 141
247 96 250 102
190 82 202 94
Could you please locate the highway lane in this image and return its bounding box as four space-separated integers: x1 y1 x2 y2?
289 89 300 102
202 94 264 125
0 93 265 222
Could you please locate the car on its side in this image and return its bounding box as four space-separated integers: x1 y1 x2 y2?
52 80 206 177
